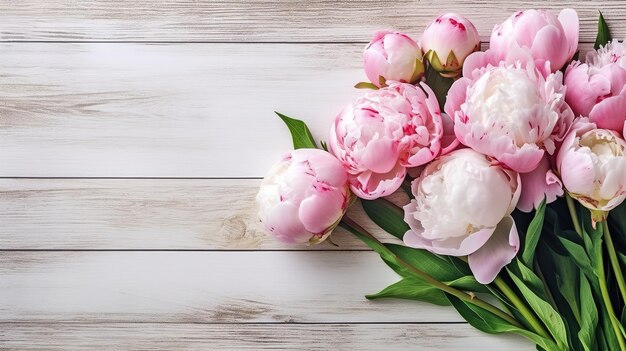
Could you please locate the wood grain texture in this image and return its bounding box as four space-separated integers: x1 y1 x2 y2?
0 251 465 323
0 43 362 177
0 178 401 250
0 323 530 350
0 0 620 43
0 42 594 178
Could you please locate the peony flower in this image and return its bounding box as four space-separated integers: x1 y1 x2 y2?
557 119 626 217
363 31 425 87
329 81 451 200
445 57 574 174
403 149 521 284
490 9 579 73
564 40 626 133
257 148 350 245
421 13 480 77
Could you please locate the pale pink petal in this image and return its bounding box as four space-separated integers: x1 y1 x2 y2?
589 88 626 132
530 25 565 72
468 216 519 284
558 9 579 59
299 187 345 234
266 202 308 244
363 49 390 86
360 138 400 173
517 155 564 212
498 145 545 173
444 78 470 118
350 164 406 200
440 113 460 154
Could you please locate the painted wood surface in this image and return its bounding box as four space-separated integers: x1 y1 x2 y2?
0 1 619 42
0 323 529 350
1 1 618 349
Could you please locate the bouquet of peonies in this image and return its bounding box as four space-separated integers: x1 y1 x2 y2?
257 8 626 351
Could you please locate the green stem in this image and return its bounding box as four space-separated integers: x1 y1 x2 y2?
340 216 523 328
602 220 626 304
565 193 583 236
597 245 626 351
493 276 551 340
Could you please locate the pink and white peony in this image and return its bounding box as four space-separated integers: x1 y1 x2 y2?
445 58 574 174
363 31 425 87
257 148 350 245
403 149 521 284
330 82 449 200
557 120 626 216
421 13 480 77
564 40 626 132
490 9 579 73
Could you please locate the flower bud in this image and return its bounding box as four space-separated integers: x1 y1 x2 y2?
490 9 579 73
256 149 350 244
421 13 480 77
363 31 425 87
557 121 626 217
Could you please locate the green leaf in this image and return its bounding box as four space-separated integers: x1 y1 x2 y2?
594 11 612 50
361 199 409 240
522 198 546 267
578 273 598 351
424 66 454 111
385 243 470 282
509 272 570 349
276 112 318 149
366 277 449 306
446 275 490 293
447 294 560 350
557 234 593 275
513 260 546 298
354 81 379 90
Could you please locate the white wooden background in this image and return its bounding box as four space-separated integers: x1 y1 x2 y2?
0 1 620 349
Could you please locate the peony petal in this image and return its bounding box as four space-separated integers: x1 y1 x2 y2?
558 9 579 59
517 155 564 212
589 88 626 133
468 216 520 284
530 25 565 72
428 226 496 256
350 164 406 200
299 186 345 234
361 138 400 174
265 202 309 244
363 49 390 86
444 77 470 118
498 144 545 173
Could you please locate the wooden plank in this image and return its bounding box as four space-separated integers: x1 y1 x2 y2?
0 178 402 250
0 251 466 323
0 43 362 177
0 323 531 350
0 42 595 178
0 1 618 43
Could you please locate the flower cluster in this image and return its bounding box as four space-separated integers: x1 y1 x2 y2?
258 9 626 350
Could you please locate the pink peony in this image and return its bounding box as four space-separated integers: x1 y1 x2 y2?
445 56 574 174
557 119 626 215
421 13 480 77
363 31 425 87
564 40 626 133
329 81 450 200
257 149 350 245
403 149 521 284
490 9 579 73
